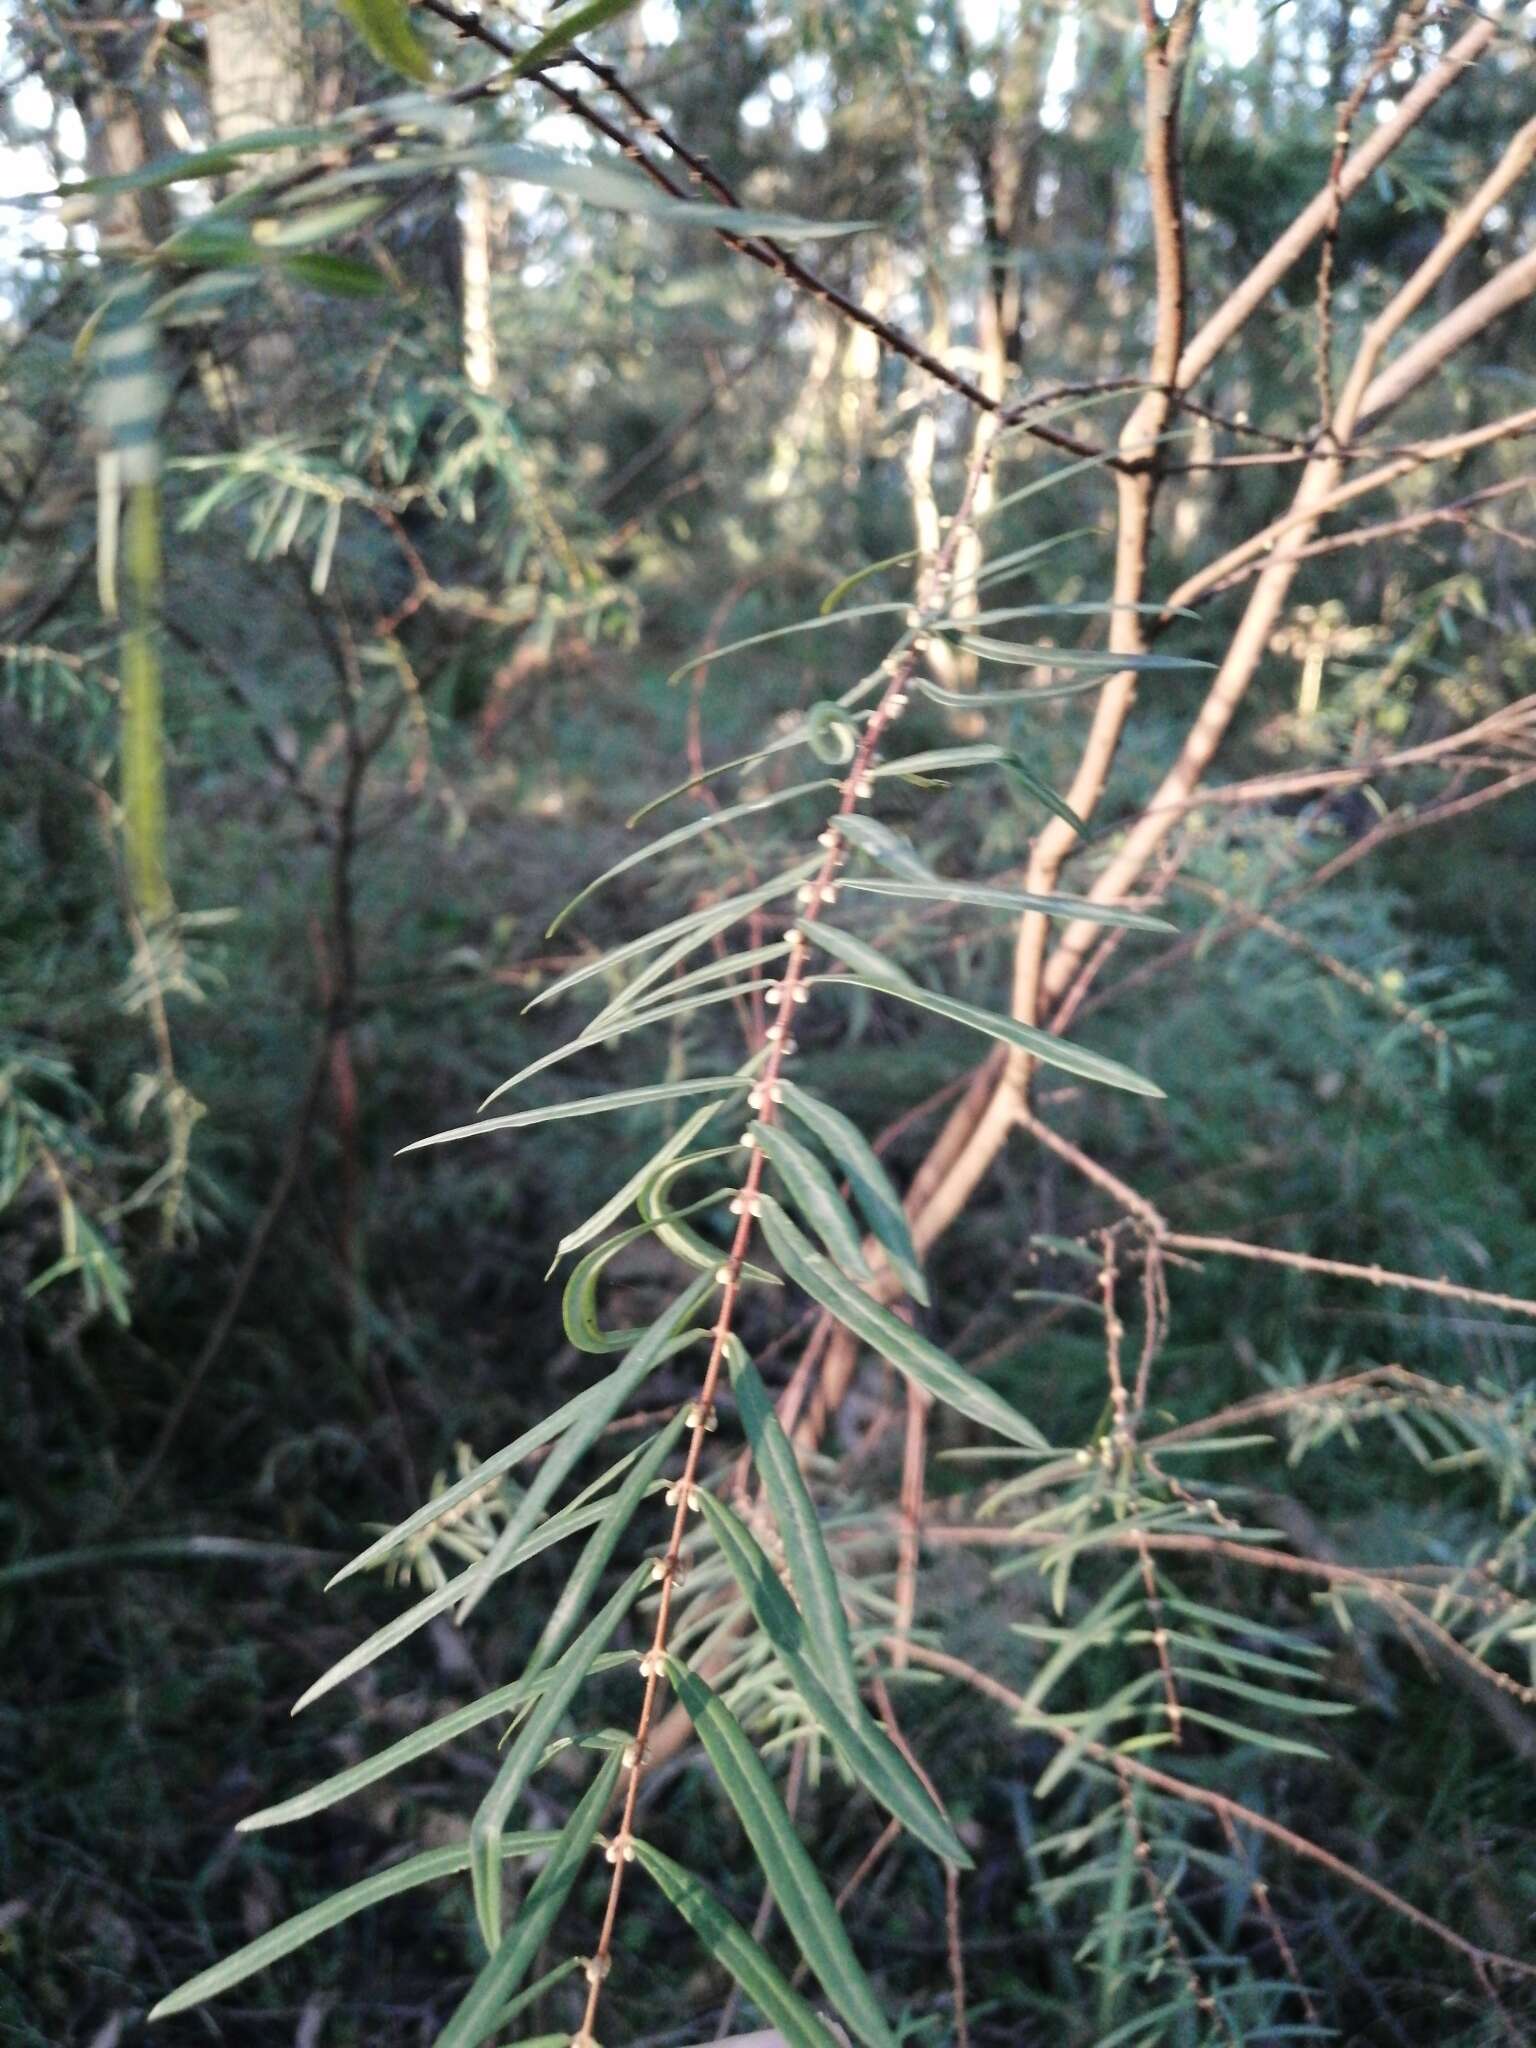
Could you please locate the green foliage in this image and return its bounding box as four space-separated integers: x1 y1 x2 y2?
4 1 1536 2043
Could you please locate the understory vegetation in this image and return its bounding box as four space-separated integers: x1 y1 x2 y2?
3 0 1535 2044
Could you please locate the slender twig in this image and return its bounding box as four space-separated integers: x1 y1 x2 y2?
896 1639 1536 1981
1157 1232 1536 1320
573 432 1000 2048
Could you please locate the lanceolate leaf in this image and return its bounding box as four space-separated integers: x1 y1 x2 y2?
292 1496 615 1713
602 940 790 1025
725 1339 862 1717
667 1662 897 2048
562 1205 728 1352
458 1274 718 1622
483 982 781 1109
916 672 1132 709
1003 760 1087 834
547 779 834 935
841 877 1172 933
555 1093 739 1261
802 919 919 992
435 1748 624 2048
952 635 1206 674
241 1653 636 1831
398 1076 749 1155
759 1198 1049 1452
523 1412 689 1681
696 1491 970 1867
837 815 936 884
509 0 643 76
633 1842 841 2048
531 863 818 1007
776 1080 927 1305
147 1832 558 2019
330 1274 713 1585
667 603 909 685
749 1120 872 1281
818 977 1165 1099
469 1561 650 1950
338 0 434 82
871 742 1010 779
637 1151 780 1285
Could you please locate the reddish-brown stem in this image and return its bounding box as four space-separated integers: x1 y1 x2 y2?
574 431 999 2044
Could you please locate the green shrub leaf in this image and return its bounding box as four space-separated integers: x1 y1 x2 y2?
469 1560 650 1950
667 1661 897 2048
816 976 1165 1098
437 1747 624 2048
758 1197 1048 1451
633 1841 842 2048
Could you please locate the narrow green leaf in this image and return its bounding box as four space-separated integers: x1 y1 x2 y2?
870 742 1011 779
627 728 812 827
339 0 434 81
667 1662 897 2048
398 1076 749 1155
1171 1706 1330 1759
726 1342 861 1716
817 977 1165 1099
758 1198 1048 1452
484 982 780 1109
820 548 920 613
749 1120 871 1281
510 0 644 76
242 1654 635 1831
633 1842 841 2048
531 863 818 1006
279 251 389 297
648 202 876 240
806 699 863 763
470 1561 649 1950
696 1491 970 1867
951 635 1207 674
437 1747 624 2048
636 1151 779 1286
801 919 919 992
1178 1669 1352 1718
915 672 1123 710
293 1498 616 1713
1003 761 1087 835
524 1413 689 1682
837 815 936 884
331 1275 712 1585
840 877 1171 933
777 1080 927 1306
548 780 833 935
147 1833 557 2019
458 1274 717 1623
972 530 1095 580
605 941 790 1025
562 1206 727 1353
555 1093 738 1262
668 605 907 686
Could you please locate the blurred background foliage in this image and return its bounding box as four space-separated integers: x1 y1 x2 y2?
1 0 1534 2042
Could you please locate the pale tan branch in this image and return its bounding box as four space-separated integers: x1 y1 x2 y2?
1175 14 1499 393
1358 246 1536 428
1162 406 1536 622
1158 1232 1536 1320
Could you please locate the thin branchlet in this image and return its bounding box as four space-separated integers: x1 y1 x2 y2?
573 428 1001 2045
